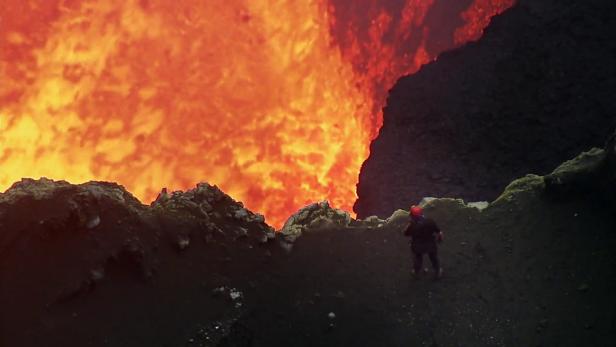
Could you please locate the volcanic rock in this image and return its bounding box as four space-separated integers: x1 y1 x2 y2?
280 201 351 243
544 148 605 194
355 0 616 218
0 178 284 347
1 142 616 346
244 143 613 346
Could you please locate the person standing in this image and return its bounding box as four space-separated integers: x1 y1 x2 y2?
404 205 444 280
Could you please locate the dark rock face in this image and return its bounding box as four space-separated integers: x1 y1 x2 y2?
355 0 616 218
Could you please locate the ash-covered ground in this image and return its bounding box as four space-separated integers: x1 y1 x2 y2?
1 135 615 346
355 0 616 218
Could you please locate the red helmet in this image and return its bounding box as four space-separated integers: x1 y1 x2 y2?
410 205 423 217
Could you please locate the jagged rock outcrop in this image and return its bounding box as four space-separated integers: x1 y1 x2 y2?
0 179 279 347
0 179 146 255
280 201 352 244
152 183 275 243
355 0 616 218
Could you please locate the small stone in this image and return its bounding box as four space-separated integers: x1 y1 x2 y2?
211 286 226 297
364 216 381 223
577 283 590 292
90 267 105 282
229 288 243 301
258 234 269 243
253 213 265 223
279 241 293 253
86 215 101 229
467 201 489 211
234 208 249 220
236 227 248 237
177 236 190 250
328 312 336 319
200 201 213 213
266 230 276 239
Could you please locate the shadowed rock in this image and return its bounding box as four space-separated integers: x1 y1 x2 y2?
355 0 616 218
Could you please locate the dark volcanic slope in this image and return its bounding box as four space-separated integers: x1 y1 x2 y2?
0 181 277 347
355 0 616 218
1 137 615 346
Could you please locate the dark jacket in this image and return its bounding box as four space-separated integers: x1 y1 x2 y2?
404 216 440 253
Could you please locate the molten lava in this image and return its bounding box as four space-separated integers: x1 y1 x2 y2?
0 0 513 228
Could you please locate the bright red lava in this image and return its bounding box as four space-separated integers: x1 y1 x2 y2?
0 0 514 228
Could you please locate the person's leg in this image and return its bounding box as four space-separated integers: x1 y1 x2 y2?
428 251 440 272
428 250 442 279
412 251 423 274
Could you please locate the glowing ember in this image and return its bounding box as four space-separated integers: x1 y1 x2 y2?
0 0 513 228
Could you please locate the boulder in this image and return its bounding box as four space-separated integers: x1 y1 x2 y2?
280 201 351 243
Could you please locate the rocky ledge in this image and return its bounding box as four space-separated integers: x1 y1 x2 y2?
0 133 614 346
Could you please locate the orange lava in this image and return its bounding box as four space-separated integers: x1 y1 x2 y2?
0 0 513 228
